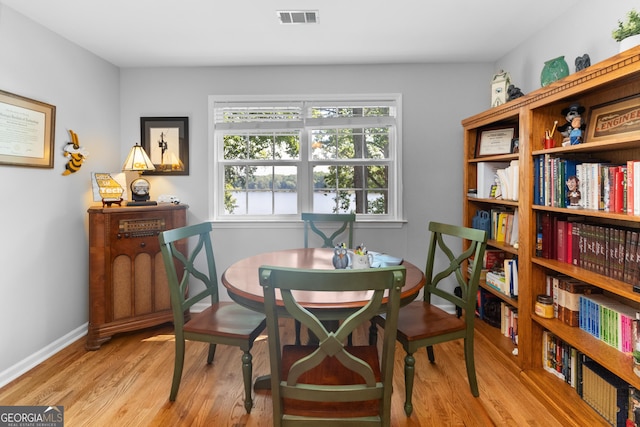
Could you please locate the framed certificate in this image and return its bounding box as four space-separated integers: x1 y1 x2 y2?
0 90 56 168
475 125 517 157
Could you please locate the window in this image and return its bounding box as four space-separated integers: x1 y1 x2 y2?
210 94 402 220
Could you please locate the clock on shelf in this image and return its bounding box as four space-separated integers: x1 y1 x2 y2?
128 177 156 206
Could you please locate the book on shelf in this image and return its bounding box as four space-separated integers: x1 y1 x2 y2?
495 160 519 201
628 386 640 427
541 331 638 427
553 276 601 327
476 249 506 270
581 359 630 427
542 330 579 387
476 287 502 328
504 257 518 298
501 302 517 345
488 208 518 246
485 270 506 294
477 161 509 199
579 293 638 353
537 216 640 286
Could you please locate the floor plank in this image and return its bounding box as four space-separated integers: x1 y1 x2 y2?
0 319 564 426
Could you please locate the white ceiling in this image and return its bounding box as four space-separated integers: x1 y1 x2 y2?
2 0 580 68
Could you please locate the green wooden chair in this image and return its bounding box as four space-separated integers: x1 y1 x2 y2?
296 212 356 345
302 212 355 249
259 265 405 427
158 222 266 413
371 222 487 416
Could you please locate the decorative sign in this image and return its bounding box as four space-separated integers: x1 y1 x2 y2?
587 95 640 143
91 172 127 206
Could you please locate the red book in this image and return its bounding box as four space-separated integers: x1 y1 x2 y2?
556 219 567 263
613 167 625 213
482 250 506 270
628 160 635 215
566 221 573 265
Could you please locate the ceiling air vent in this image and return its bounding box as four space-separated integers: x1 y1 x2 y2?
277 10 318 24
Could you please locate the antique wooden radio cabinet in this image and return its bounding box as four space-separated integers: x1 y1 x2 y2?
86 204 188 350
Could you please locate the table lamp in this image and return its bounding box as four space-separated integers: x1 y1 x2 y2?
122 143 157 206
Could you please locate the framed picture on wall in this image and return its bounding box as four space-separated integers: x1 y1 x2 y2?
140 116 189 175
0 90 56 168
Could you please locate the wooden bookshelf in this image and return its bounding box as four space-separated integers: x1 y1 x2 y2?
463 46 640 425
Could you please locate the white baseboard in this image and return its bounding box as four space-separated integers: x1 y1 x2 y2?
0 323 88 388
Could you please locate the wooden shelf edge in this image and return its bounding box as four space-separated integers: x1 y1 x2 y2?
532 257 640 303
479 283 518 306
520 368 610 427
467 197 519 207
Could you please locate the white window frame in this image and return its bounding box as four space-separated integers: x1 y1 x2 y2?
208 93 403 221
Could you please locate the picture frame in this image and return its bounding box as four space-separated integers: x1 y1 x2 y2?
586 95 640 144
475 125 517 157
140 116 189 175
0 89 56 168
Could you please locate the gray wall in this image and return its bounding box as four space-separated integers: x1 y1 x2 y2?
0 5 120 384
118 63 491 281
0 1 632 385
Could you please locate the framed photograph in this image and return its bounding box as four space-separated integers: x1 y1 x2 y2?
475 125 517 157
586 95 640 144
140 116 189 175
0 89 55 168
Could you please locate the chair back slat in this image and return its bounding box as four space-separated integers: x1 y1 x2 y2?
260 265 404 426
424 222 487 315
302 212 355 248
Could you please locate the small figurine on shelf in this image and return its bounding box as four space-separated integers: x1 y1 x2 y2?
566 175 582 208
557 104 586 146
575 54 591 72
506 84 525 102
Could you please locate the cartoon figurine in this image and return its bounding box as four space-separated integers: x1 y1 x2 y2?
557 104 586 146
62 130 88 175
566 175 581 208
332 245 349 269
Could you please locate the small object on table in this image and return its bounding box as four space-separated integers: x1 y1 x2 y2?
332 244 349 269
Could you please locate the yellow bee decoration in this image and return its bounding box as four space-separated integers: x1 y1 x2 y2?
62 129 88 176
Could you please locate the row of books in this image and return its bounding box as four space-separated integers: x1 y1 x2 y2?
484 258 519 298
543 331 640 427
545 274 601 327
501 302 518 345
536 213 640 287
579 293 639 353
534 155 581 208
476 161 519 201
534 155 640 214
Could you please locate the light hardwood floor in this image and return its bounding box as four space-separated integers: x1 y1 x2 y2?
0 319 564 426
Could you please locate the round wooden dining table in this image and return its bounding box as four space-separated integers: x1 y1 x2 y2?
221 247 426 318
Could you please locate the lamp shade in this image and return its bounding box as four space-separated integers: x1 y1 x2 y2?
122 143 155 172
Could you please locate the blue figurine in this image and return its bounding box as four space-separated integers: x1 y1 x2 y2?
332 246 349 269
558 104 586 146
